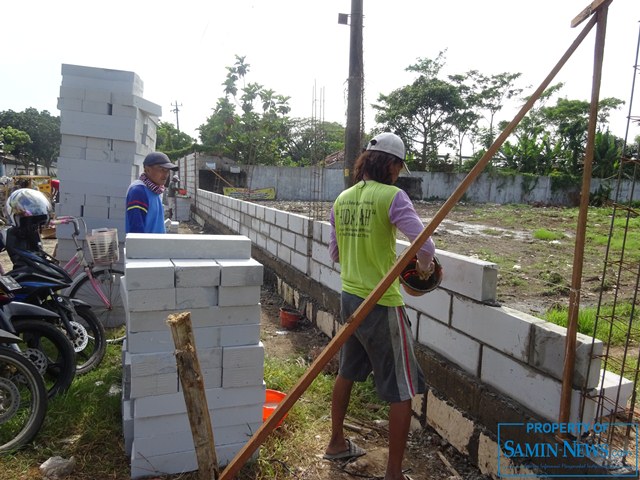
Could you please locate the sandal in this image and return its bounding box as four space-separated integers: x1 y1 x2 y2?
322 439 366 461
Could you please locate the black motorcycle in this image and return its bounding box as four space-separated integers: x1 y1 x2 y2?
5 245 106 375
0 326 48 452
0 274 76 399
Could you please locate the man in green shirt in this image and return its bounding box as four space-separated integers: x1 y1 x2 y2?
324 133 436 480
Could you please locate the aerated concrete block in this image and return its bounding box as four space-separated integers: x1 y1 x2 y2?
217 259 263 286
418 315 481 376
222 365 264 388
175 286 218 308
132 384 265 418
172 259 220 288
530 321 602 388
124 234 251 259
452 299 542 362
222 343 264 369
122 287 176 312
217 285 260 306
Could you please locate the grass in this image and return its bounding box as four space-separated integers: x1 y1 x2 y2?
2 341 383 480
532 228 565 241
543 302 640 347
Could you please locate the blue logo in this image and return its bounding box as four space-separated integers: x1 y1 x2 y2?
497 422 639 478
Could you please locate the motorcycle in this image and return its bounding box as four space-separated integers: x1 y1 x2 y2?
0 274 76 399
0 326 48 452
3 226 106 374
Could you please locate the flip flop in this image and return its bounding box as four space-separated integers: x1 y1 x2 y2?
322 439 366 461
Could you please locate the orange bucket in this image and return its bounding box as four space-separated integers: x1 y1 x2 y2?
263 389 287 427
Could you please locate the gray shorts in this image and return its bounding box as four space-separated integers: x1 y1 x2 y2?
338 291 426 403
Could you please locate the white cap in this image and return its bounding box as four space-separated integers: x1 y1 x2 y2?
366 132 410 175
366 132 405 160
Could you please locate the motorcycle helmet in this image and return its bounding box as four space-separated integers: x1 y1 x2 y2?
5 188 52 229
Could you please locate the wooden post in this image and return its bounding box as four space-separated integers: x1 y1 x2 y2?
220 14 598 480
167 312 219 480
558 0 611 429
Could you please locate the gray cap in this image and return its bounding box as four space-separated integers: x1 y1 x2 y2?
143 152 178 170
366 132 405 160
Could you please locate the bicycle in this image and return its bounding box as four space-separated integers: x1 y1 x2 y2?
48 216 125 343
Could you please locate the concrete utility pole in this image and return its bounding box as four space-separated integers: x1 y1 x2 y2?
171 101 182 132
343 0 363 189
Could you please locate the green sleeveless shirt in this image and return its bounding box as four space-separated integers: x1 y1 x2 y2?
333 180 403 306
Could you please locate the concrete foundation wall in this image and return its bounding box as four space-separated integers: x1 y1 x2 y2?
191 189 635 478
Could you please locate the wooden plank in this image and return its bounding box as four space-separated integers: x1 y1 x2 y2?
571 0 611 28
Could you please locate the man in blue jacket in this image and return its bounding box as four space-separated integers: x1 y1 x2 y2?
126 152 178 233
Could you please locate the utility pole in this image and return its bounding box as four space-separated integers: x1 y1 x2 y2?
171 101 183 132
342 0 363 189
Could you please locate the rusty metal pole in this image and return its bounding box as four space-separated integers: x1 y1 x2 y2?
219 14 598 480
558 1 610 427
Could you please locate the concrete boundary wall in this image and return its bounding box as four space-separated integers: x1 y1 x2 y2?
184 165 640 205
191 189 633 478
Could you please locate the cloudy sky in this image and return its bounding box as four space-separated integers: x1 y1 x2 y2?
2 0 638 150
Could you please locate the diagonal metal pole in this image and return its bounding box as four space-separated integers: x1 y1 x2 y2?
219 14 598 480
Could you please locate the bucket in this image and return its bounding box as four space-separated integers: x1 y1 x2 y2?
263 389 287 427
279 307 302 329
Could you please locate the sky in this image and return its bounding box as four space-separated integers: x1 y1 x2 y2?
2 1 639 154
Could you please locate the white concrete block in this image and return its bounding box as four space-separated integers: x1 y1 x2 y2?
59 110 139 142
127 351 176 377
531 321 602 388
129 371 179 398
130 441 250 478
583 370 634 419
82 99 111 115
223 343 264 369
125 234 251 259
125 305 260 332
217 259 263 286
132 384 265 418
125 325 223 354
172 259 220 287
222 365 264 388
175 286 218 309
452 300 542 362
111 92 163 116
218 286 260 306
418 315 481 375
220 324 260 347
397 241 498 302
123 287 176 312
403 286 452 323
481 347 585 423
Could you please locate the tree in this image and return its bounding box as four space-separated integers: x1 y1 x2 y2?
198 55 293 166
285 120 345 166
0 108 60 175
156 121 194 158
373 52 464 171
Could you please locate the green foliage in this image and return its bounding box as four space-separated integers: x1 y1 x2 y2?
0 108 60 175
198 55 296 166
0 125 31 154
549 171 580 192
156 121 195 158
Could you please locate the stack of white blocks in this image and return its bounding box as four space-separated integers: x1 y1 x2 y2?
121 233 265 478
55 63 161 262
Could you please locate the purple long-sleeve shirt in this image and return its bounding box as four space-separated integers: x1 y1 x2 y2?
329 188 435 268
